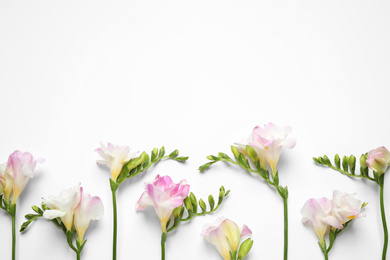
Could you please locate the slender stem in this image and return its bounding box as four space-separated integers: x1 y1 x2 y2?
380 174 388 260
111 185 118 260
283 196 288 260
77 251 81 260
161 232 167 260
323 251 328 260
11 204 16 260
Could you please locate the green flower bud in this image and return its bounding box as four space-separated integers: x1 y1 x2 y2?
199 199 207 213
360 154 368 169
172 205 182 218
349 155 356 174
334 154 340 168
238 238 253 260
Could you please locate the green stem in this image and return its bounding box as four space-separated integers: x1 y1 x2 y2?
111 183 118 260
380 174 388 260
77 251 81 260
323 251 328 260
161 232 167 260
11 204 16 260
283 196 288 260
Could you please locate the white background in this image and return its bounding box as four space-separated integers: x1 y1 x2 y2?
1 1 389 259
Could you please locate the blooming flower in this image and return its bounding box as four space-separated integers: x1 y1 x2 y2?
202 217 252 260
302 192 365 246
5 150 44 203
249 123 296 175
95 142 138 181
366 146 390 174
43 183 82 231
331 190 365 224
74 187 104 242
136 175 190 232
301 197 341 245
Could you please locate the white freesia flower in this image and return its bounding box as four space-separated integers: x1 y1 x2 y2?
95 142 138 181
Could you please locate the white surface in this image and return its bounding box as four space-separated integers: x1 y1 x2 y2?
0 1 389 259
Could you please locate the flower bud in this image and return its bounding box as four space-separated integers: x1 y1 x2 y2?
360 154 368 169
367 147 390 175
172 205 182 218
238 238 253 260
199 199 207 213
349 155 356 174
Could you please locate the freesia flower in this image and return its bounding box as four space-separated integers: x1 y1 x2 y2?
249 123 296 175
301 197 342 245
95 142 138 181
234 134 266 169
202 217 252 260
5 150 44 203
136 175 190 232
366 146 390 174
43 183 81 231
74 187 104 242
331 190 365 224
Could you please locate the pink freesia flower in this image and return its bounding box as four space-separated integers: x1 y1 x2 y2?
249 123 296 175
5 150 44 203
331 190 365 224
234 134 266 169
301 197 341 245
136 175 190 232
74 187 104 242
366 146 390 174
202 217 252 260
43 183 82 231
95 142 138 181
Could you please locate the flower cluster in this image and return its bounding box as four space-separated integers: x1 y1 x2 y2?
43 183 104 243
301 190 365 246
0 150 43 204
202 217 253 260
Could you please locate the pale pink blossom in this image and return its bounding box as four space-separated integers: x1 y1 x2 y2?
43 183 81 231
5 150 44 203
301 197 341 245
366 146 390 174
74 187 104 242
234 134 266 169
136 175 190 232
249 123 296 175
331 190 365 224
202 217 252 260
95 142 138 181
